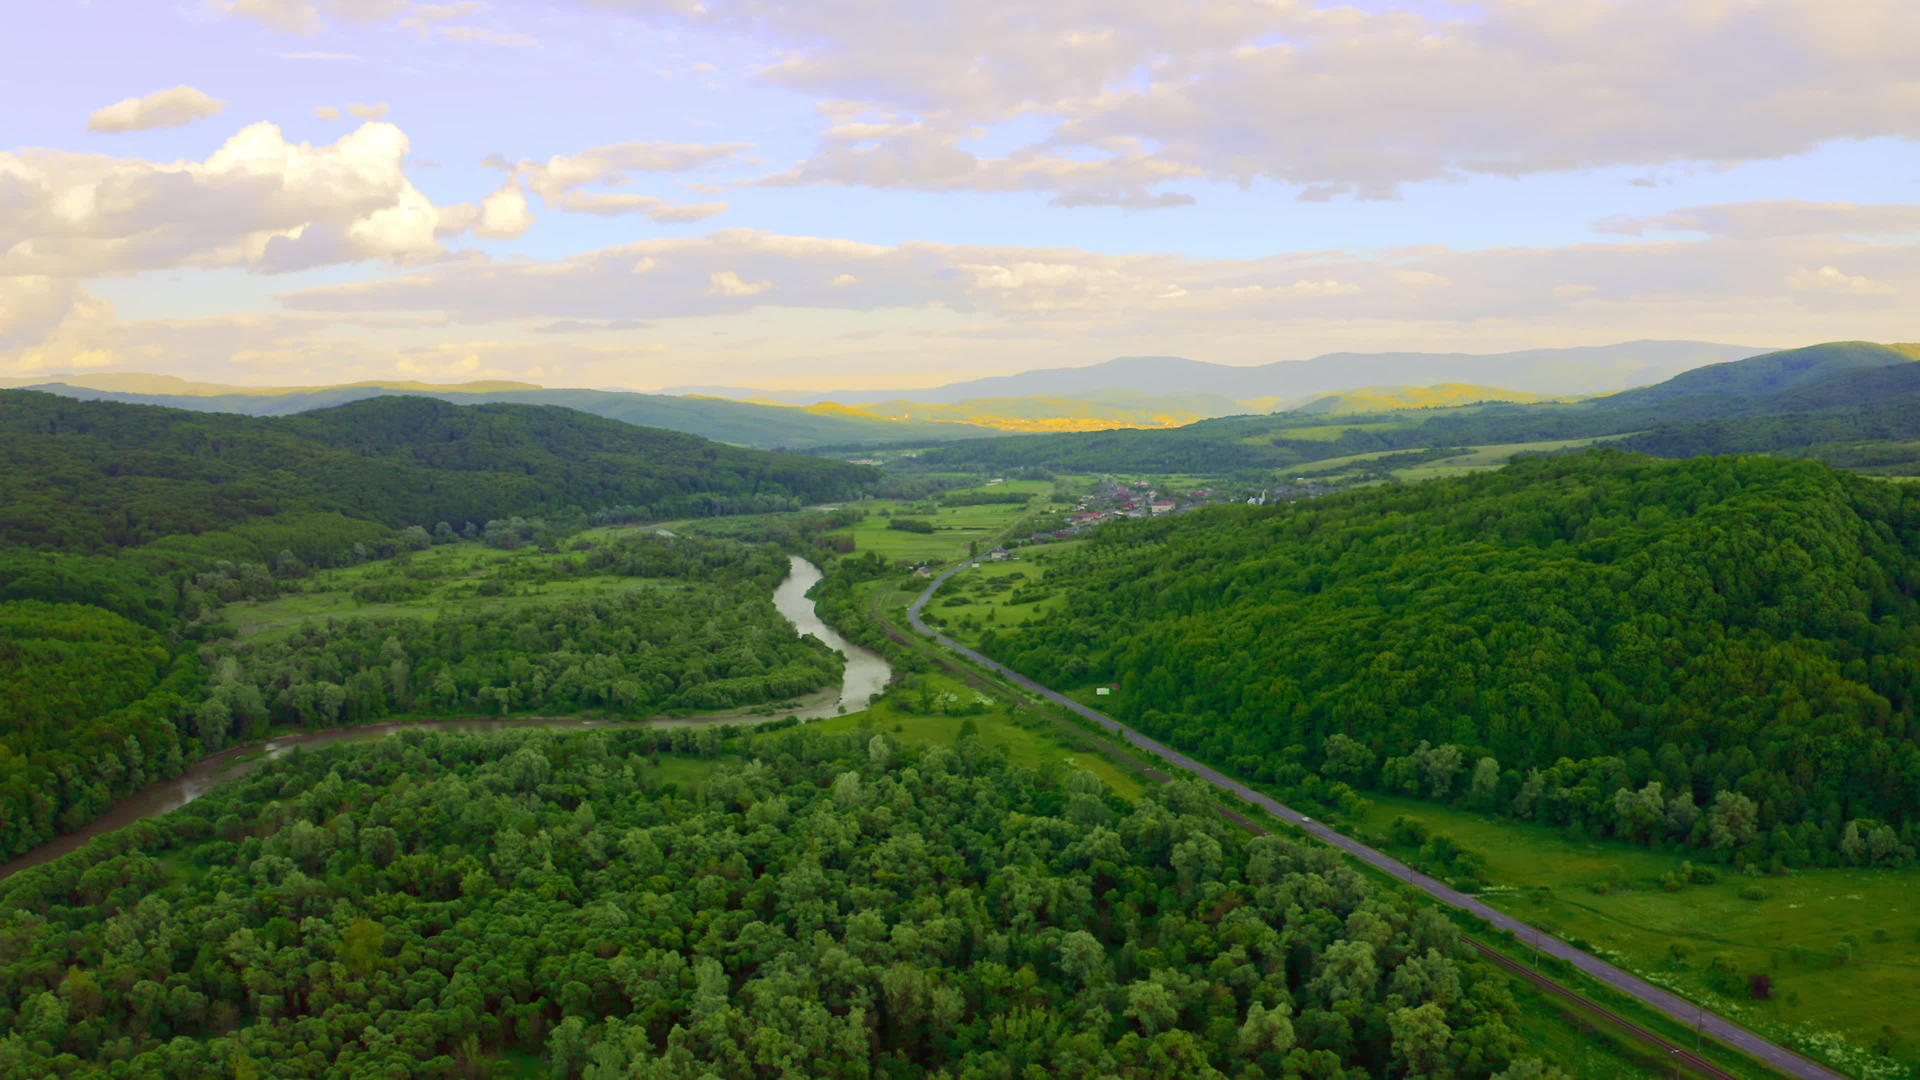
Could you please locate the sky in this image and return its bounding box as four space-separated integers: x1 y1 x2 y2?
3 0 1918 392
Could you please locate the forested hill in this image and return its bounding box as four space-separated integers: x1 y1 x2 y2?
0 390 876 556
909 341 1920 474
17 381 1000 450
993 452 1920 868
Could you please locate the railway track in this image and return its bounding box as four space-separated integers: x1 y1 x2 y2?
1463 938 1739 1080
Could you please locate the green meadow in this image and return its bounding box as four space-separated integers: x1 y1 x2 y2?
1351 794 1920 1077
922 539 1086 647
1388 435 1629 480
822 479 1067 562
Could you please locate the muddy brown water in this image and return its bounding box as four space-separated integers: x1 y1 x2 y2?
0 557 888 883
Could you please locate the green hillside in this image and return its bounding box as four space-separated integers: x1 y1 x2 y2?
1287 384 1576 415
988 452 1920 870
0 391 875 556
912 342 1920 476
20 381 1001 450
1594 341 1916 410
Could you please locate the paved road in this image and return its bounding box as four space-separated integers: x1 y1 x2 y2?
909 558 1844 1080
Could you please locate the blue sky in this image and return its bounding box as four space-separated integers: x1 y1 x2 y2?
5 0 1918 390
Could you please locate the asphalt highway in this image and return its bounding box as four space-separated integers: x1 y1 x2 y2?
908 557 1845 1080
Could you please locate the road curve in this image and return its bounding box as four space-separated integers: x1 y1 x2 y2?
909 558 1844 1080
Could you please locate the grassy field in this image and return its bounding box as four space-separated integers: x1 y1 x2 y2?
823 479 1070 563
1389 436 1627 480
221 541 664 640
1350 794 1920 1078
924 540 1086 646
809 668 1144 798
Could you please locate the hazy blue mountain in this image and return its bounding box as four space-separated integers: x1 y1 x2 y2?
671 340 1769 404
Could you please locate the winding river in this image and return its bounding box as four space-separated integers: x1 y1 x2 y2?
0 556 888 883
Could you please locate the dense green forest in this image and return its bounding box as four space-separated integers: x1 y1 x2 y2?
909 342 1920 476
0 726 1559 1079
989 452 1920 868
0 390 877 860
196 534 840 741
0 530 842 862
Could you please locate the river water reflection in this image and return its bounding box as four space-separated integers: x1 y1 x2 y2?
0 556 889 882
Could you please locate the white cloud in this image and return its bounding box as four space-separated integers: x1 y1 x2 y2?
759 117 1199 209
476 179 535 238
213 0 411 34
708 270 771 296
215 0 532 44
1786 265 1897 296
88 86 228 133
347 102 391 119
0 120 472 278
503 140 745 222
572 0 1920 205
0 278 106 349
267 200 1920 338
313 105 343 121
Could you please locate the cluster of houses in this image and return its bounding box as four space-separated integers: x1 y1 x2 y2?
1028 477 1337 545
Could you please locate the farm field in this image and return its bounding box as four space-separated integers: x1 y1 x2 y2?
822 478 1071 562
811 668 1145 798
1389 435 1627 480
1351 794 1920 1077
922 539 1087 646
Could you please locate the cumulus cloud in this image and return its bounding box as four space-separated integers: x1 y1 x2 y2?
0 278 109 349
347 102 391 119
88 86 228 133
476 179 536 238
313 105 343 120
0 120 473 278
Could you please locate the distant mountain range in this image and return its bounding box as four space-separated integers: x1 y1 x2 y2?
671 340 1769 404
910 341 1920 476
0 379 1003 450
4 340 1773 447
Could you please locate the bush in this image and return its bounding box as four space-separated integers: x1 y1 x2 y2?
1738 884 1767 901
